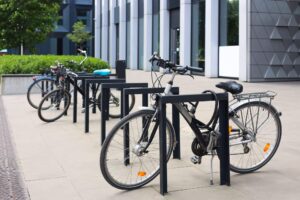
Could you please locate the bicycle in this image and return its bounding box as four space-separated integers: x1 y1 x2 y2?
99 53 282 190
37 53 135 122
27 49 88 109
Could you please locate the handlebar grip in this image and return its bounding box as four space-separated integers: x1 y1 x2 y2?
187 66 203 73
77 49 87 54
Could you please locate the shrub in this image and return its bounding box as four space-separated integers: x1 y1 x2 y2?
0 55 109 75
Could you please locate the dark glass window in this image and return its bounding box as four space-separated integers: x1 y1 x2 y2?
116 24 120 60
191 0 205 70
126 2 130 68
219 0 239 46
57 38 63 55
57 9 63 26
152 0 160 54
152 0 160 71
138 0 144 70
77 9 92 29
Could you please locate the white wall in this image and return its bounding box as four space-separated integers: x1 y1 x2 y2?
180 0 192 67
219 46 239 77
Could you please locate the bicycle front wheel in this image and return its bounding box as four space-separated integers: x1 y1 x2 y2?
38 89 71 123
27 78 56 109
100 109 175 190
229 101 282 173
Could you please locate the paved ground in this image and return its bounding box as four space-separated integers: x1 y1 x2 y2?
1 70 300 200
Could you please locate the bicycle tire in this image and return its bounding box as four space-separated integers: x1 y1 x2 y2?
38 89 71 123
227 101 282 174
27 78 56 109
100 109 176 190
97 92 135 118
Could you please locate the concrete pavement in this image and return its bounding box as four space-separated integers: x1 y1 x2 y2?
1 69 300 200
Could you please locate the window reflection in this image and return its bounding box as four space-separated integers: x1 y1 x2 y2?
220 0 239 46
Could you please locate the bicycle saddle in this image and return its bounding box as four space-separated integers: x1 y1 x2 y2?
215 81 243 94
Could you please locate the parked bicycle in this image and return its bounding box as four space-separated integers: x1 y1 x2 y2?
99 53 282 190
37 51 135 122
27 49 88 109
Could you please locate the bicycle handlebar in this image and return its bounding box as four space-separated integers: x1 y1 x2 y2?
149 53 204 74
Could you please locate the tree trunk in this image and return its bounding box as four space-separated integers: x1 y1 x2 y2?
20 43 24 55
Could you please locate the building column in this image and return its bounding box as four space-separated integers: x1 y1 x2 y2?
119 0 127 60
101 0 108 62
130 0 139 70
109 0 117 67
239 0 250 81
205 0 219 77
180 0 192 67
160 0 170 63
94 0 101 58
143 0 153 71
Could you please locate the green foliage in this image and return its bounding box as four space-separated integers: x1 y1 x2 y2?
0 0 62 52
67 21 93 48
0 55 109 75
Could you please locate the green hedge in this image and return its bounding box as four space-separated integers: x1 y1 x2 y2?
0 55 109 75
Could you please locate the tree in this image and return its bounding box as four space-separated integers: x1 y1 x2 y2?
0 0 62 54
67 21 93 50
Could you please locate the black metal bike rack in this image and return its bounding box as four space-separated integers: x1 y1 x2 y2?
73 75 114 123
99 83 149 144
84 78 126 133
157 93 230 195
72 60 127 123
122 87 181 159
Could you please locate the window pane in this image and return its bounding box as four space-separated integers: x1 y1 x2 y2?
191 0 205 70
152 0 160 54
220 0 239 46
138 0 144 70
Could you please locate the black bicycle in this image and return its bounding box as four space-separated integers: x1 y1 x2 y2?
99 53 282 190
37 55 135 123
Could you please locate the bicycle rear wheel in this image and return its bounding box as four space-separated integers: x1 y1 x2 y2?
97 91 135 118
38 89 71 123
100 109 175 190
228 101 281 173
27 78 56 109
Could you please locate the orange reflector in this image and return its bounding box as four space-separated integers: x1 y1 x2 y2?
229 125 233 134
264 143 271 153
137 171 146 177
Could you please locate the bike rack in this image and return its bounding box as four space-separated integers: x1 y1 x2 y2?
122 87 181 159
84 78 126 133
72 60 126 123
73 75 110 122
157 93 230 195
100 83 148 144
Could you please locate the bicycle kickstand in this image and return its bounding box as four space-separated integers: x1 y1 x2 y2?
210 152 215 185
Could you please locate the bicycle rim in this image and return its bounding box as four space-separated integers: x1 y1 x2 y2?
100 109 175 190
38 89 71 122
27 78 56 109
229 101 281 173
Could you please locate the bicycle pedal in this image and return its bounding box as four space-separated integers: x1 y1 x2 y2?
190 155 202 164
